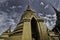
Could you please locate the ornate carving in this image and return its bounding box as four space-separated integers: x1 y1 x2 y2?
23 19 31 22
37 19 44 22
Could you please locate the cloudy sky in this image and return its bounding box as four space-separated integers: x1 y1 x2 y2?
0 0 60 35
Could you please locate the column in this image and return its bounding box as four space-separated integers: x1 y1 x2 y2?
22 19 32 40
37 19 49 40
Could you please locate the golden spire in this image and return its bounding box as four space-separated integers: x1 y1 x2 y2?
26 1 31 11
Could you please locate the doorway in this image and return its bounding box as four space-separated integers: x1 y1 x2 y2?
31 17 40 40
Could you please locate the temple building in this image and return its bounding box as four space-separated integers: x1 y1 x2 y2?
0 5 59 40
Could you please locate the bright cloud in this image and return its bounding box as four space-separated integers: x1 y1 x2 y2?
40 2 44 5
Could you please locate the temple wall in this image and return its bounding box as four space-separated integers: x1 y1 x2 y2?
9 35 22 40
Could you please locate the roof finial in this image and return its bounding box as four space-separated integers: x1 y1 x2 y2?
26 1 31 10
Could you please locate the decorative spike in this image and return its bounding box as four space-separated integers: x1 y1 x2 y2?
26 1 31 11
26 4 31 11
49 2 59 13
52 7 59 13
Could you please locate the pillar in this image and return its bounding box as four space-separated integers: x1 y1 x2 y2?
22 19 32 40
37 19 49 40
